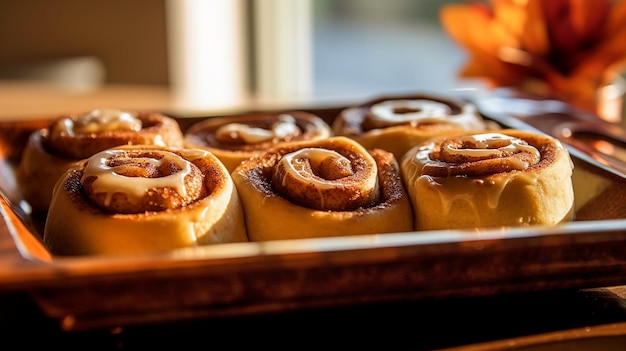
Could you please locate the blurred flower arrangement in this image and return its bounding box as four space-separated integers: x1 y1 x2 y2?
439 0 626 116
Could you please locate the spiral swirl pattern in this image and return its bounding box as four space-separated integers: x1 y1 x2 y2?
271 144 380 211
401 129 575 230
47 108 184 159
80 148 211 214
43 145 248 255
232 136 414 241
332 94 497 161
184 112 331 172
367 99 474 128
16 108 184 213
416 132 541 177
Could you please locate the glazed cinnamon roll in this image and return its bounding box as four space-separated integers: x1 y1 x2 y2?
400 129 575 231
17 108 184 213
332 94 498 161
231 136 414 241
43 144 247 255
184 111 332 173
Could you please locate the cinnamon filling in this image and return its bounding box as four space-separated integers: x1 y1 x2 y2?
417 132 542 177
270 143 381 211
80 148 210 214
357 98 484 132
42 109 183 159
214 114 301 145
185 112 331 153
50 108 142 138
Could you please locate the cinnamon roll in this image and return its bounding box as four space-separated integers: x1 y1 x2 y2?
231 136 414 241
332 94 498 161
17 108 184 213
400 129 575 231
184 111 332 173
43 144 247 255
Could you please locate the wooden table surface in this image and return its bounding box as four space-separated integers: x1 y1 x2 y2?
0 82 173 120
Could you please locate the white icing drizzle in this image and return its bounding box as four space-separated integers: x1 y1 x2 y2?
178 147 211 161
368 99 483 128
408 133 544 225
215 114 299 144
81 149 193 206
418 176 477 214
415 144 436 170
152 134 166 147
52 108 142 138
417 173 538 225
279 148 353 190
278 147 379 210
447 133 540 169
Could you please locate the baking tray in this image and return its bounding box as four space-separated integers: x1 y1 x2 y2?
0 94 625 332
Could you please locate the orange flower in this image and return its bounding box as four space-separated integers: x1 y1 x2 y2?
440 0 626 113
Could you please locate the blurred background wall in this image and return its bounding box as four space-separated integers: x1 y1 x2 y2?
0 0 466 113
0 0 169 86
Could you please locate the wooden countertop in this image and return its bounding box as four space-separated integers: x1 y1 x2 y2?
0 82 175 120
0 81 358 122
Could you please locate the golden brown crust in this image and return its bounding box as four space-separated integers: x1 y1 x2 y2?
332 94 498 160
184 111 332 172
80 148 209 213
400 129 575 230
16 131 81 212
46 111 184 159
231 136 414 241
43 144 248 256
16 109 184 213
267 137 380 211
421 130 545 177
